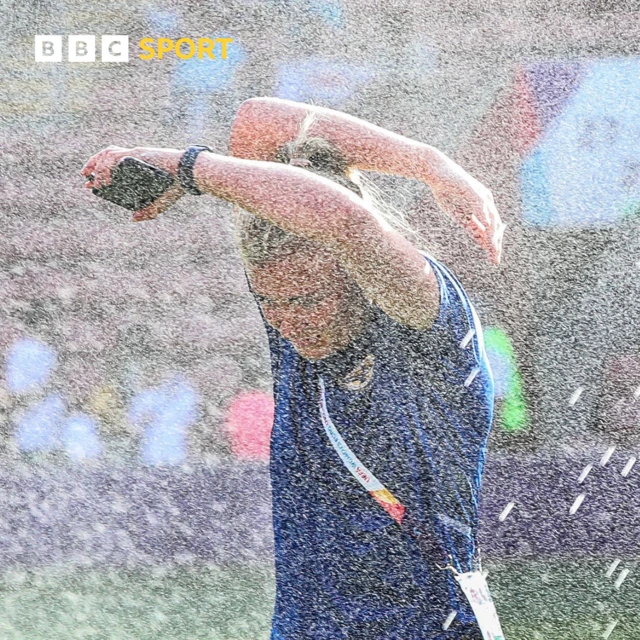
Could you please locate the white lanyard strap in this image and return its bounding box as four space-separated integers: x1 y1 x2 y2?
317 377 504 639
318 376 406 524
317 375 457 568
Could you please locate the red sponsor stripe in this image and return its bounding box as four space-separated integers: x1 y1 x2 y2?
370 492 406 525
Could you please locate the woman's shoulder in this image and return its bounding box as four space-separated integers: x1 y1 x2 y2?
368 251 483 358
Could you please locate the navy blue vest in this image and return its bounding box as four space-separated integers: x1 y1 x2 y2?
257 253 494 639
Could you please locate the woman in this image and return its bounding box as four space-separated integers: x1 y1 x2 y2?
82 97 505 639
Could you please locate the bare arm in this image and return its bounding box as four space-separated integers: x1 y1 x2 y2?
229 97 506 265
81 145 438 328
192 152 440 329
229 97 448 184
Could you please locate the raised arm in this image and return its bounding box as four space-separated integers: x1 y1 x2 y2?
230 97 506 265
82 146 439 329
192 152 440 329
229 97 446 182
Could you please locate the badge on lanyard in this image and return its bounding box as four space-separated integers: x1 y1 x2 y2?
454 570 505 640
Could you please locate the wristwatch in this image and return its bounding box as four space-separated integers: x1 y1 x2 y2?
178 145 213 195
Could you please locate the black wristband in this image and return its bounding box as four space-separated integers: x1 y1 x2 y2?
178 145 213 195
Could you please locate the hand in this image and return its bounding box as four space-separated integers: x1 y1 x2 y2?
80 145 185 221
428 160 506 266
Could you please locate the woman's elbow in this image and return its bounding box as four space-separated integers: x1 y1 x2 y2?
229 99 275 160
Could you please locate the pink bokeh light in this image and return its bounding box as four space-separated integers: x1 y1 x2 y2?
224 391 274 461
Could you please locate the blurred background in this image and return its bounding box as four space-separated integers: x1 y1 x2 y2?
1 0 640 638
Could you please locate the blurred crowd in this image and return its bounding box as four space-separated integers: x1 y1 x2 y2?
0 300 275 465
1 0 639 465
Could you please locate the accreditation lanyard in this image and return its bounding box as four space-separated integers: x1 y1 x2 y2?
317 376 505 640
317 375 446 564
317 376 406 524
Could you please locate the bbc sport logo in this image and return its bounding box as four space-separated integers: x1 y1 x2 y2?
34 35 234 62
